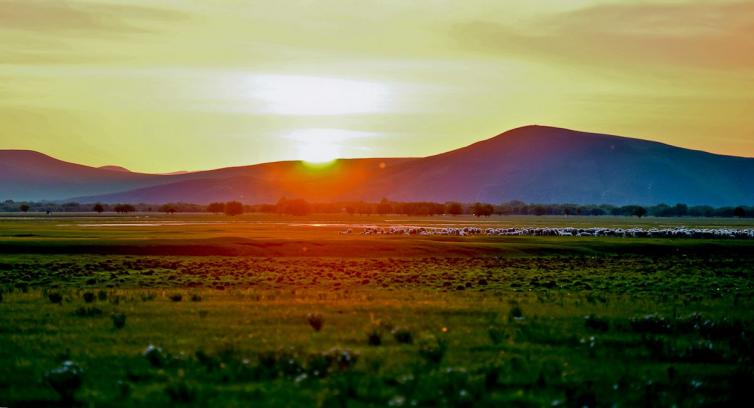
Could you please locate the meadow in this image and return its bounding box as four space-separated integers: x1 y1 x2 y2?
1 214 753 406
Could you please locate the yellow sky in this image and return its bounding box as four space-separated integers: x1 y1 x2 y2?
1 0 753 172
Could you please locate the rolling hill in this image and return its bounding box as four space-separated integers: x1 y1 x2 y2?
2 126 753 206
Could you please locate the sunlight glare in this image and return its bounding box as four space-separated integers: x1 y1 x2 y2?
248 75 389 115
286 128 375 163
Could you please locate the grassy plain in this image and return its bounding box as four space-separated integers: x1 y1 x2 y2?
0 214 753 406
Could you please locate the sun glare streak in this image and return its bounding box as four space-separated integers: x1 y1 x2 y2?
246 75 390 116
286 128 376 163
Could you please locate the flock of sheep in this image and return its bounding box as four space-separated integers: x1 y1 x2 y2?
343 225 754 239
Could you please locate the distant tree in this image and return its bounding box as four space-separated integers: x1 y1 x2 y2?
532 205 547 216
633 206 647 218
445 202 463 216
114 204 135 214
224 201 244 216
345 205 356 215
472 202 494 217
160 204 176 214
207 202 225 214
92 203 104 214
377 198 392 215
19 204 30 213
734 206 746 218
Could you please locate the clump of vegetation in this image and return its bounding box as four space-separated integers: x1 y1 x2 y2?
418 335 447 364
44 360 83 402
48 292 63 304
165 380 196 403
584 314 609 332
169 293 183 302
367 328 382 346
630 314 672 333
307 313 324 332
190 293 202 302
82 291 96 303
508 305 524 321
97 289 108 301
392 327 413 344
74 306 103 317
112 312 127 329
143 344 166 368
487 326 508 345
140 292 156 302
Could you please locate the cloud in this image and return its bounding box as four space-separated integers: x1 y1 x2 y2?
0 0 188 34
451 1 754 71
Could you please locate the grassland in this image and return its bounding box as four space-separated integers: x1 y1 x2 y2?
1 214 753 406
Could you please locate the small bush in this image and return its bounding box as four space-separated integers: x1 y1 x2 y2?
367 328 382 346
169 293 183 302
112 313 127 329
508 305 524 321
0 291 3 303
190 294 202 302
82 291 96 303
392 327 413 344
307 313 324 332
418 335 447 364
165 380 196 403
488 326 508 345
44 361 83 402
144 344 165 368
584 315 609 332
97 290 108 301
630 314 672 334
74 306 103 317
48 292 63 304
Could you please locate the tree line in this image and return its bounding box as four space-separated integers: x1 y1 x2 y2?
2 199 751 218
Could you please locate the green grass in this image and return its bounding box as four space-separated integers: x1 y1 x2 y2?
0 214 752 406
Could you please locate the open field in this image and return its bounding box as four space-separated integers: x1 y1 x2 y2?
1 214 753 406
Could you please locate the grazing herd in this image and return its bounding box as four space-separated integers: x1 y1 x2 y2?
347 225 754 239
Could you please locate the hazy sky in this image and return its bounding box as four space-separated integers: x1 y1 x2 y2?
1 0 753 172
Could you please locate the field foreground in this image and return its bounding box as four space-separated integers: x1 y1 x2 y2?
1 215 753 406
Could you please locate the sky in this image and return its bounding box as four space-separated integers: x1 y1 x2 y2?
1 0 753 172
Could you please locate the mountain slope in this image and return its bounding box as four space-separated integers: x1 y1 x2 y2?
3 126 753 205
359 126 754 205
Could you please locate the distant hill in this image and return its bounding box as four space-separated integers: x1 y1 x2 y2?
98 165 131 173
2 126 753 205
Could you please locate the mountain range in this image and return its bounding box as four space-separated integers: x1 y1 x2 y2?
2 126 753 206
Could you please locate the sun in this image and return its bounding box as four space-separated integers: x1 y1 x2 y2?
286 128 375 164
299 141 340 164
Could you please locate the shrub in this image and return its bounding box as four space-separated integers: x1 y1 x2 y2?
74 306 103 317
488 326 508 345
367 328 382 346
169 293 183 302
112 313 127 329
144 344 165 368
97 290 108 301
392 327 413 344
584 315 609 332
630 314 672 334
190 294 202 302
0 291 3 303
307 313 324 332
165 381 196 403
48 292 63 304
508 305 524 321
418 335 447 364
44 361 83 402
82 291 95 303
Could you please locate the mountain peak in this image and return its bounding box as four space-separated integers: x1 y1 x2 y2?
99 165 131 173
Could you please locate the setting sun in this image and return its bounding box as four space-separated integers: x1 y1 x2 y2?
287 128 375 163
